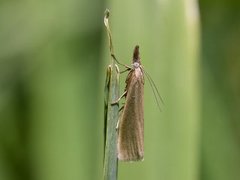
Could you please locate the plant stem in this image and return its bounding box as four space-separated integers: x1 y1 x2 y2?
103 9 119 180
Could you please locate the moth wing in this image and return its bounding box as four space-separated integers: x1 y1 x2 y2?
118 68 144 161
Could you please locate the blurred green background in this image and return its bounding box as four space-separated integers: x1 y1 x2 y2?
0 0 240 180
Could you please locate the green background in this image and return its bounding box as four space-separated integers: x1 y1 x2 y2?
0 0 239 180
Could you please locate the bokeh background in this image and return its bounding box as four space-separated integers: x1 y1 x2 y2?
0 0 240 180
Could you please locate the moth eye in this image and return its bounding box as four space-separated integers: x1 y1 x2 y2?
132 62 140 69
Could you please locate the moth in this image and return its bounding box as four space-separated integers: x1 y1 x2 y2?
117 45 144 161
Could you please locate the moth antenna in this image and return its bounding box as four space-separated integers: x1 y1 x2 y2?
142 68 164 111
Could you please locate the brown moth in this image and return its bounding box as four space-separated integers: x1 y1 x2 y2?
117 45 144 161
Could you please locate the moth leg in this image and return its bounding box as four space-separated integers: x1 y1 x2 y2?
119 104 125 112
116 117 120 130
120 68 131 74
116 105 124 130
111 54 132 69
111 91 127 105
